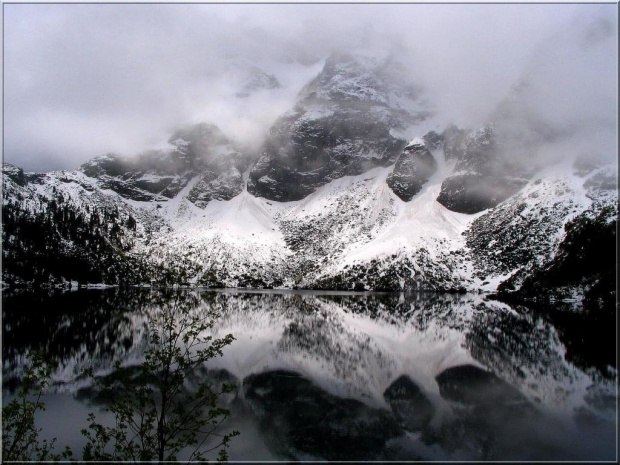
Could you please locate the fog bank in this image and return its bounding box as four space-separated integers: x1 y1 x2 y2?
4 4 617 172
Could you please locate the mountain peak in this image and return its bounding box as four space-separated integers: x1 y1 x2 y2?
76 123 251 206
247 53 431 202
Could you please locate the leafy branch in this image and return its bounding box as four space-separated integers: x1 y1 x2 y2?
82 292 239 462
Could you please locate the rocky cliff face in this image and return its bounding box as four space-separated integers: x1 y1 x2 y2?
247 53 431 201
80 123 251 207
2 53 616 304
2 164 28 187
386 140 437 201
436 124 530 214
3 136 615 298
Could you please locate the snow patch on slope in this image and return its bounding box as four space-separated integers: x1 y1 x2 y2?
465 158 598 290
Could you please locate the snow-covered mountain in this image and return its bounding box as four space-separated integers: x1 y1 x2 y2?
2 53 616 308
247 53 431 201
79 123 253 206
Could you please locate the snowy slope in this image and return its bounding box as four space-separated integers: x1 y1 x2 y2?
79 136 480 291
145 188 294 288
3 131 615 294
3 45 616 295
274 144 479 291
466 157 616 292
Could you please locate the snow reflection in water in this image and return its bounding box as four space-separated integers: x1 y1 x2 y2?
2 289 617 461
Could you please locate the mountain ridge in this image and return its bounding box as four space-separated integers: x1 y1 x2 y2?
2 53 616 311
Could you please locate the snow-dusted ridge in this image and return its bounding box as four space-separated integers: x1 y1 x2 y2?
3 131 614 296
2 51 616 295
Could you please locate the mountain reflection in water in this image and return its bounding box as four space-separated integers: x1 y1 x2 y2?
2 289 616 461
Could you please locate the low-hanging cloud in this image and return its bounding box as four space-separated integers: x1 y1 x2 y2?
4 3 617 172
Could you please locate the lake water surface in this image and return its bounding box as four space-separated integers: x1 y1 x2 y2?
2 289 617 461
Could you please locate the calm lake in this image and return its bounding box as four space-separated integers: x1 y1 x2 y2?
2 288 617 461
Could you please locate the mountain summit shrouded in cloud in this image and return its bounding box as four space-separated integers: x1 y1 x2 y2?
4 3 616 172
2 3 617 299
2 6 618 461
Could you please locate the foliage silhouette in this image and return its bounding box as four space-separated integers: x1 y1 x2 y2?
2 351 73 461
81 291 238 461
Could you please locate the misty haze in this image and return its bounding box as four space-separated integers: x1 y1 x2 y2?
2 3 617 462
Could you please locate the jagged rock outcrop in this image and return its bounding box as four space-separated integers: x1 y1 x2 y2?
387 140 437 201
186 167 244 208
2 56 615 303
2 164 27 187
81 153 171 201
80 123 250 207
247 53 431 201
436 124 529 214
437 174 525 214
167 123 247 172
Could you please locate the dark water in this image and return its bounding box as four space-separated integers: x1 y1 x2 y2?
2 288 617 461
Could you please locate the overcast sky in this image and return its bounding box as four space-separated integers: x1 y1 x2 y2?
4 3 617 172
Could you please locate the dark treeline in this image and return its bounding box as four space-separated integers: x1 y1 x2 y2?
2 192 184 287
3 192 139 286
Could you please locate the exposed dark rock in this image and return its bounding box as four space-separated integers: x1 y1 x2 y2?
187 167 244 208
437 124 528 213
98 177 166 202
384 375 434 431
2 164 27 187
247 106 409 201
437 173 526 214
80 153 182 202
160 172 197 199
243 370 402 460
248 53 430 201
167 122 238 171
79 123 250 206
80 153 132 178
387 141 437 201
